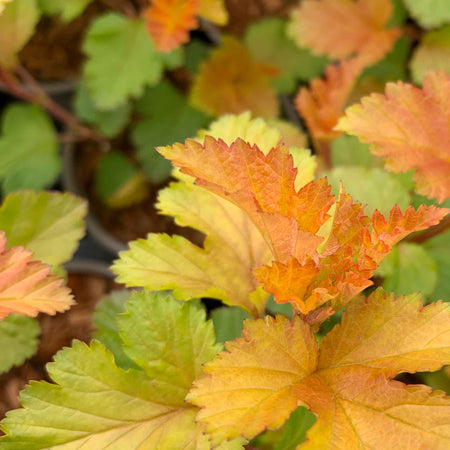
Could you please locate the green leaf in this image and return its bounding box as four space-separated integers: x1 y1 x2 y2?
388 0 409 27
410 26 450 85
74 81 131 138
0 293 224 448
0 314 39 374
244 18 328 94
132 81 210 183
92 290 138 370
376 242 438 298
83 13 167 110
0 103 60 194
326 166 411 216
186 39 211 74
0 190 87 267
265 296 293 319
119 291 221 400
94 152 148 208
0 0 40 68
211 307 251 343
424 230 450 302
403 0 450 29
38 0 93 21
331 134 378 168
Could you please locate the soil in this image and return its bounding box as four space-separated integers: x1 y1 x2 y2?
0 271 122 422
19 2 107 81
74 138 204 246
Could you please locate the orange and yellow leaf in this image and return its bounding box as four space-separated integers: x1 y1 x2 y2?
337 71 450 202
188 290 450 447
145 0 199 52
198 0 228 25
0 231 73 319
190 36 279 118
289 0 400 66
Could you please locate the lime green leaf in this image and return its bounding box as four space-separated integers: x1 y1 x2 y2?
211 307 251 343
331 134 378 168
0 314 39 374
113 180 272 317
326 166 411 216
38 0 93 21
92 290 138 370
244 18 328 94
119 291 221 400
0 293 225 447
94 152 149 208
377 242 438 298
83 13 167 110
74 81 131 138
132 81 210 183
410 26 450 85
0 0 40 68
0 191 87 267
424 230 450 302
403 0 450 29
0 104 60 194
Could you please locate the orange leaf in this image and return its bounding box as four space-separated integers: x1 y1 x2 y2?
145 0 199 52
290 0 400 66
337 71 450 202
159 138 448 316
0 232 73 319
190 36 279 118
188 290 450 446
296 59 364 146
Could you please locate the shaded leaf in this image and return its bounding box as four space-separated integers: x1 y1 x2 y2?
289 0 400 66
337 71 450 202
211 306 251 343
0 191 87 267
190 36 279 118
0 104 59 194
0 231 73 319
0 314 39 374
330 134 377 167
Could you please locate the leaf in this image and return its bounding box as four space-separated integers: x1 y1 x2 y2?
0 292 232 448
211 307 251 343
0 103 60 194
402 0 450 29
376 242 438 298
0 231 73 319
190 36 279 118
0 314 39 374
244 18 328 94
0 191 87 267
0 0 40 68
132 80 210 183
0 0 13 14
331 134 377 167
74 81 131 138
92 290 138 370
188 290 450 447
289 0 400 66
158 137 448 316
187 314 319 441
197 0 228 25
38 0 93 21
83 13 170 110
295 59 364 146
337 71 450 202
113 181 272 317
410 26 450 85
326 166 411 215
144 0 199 52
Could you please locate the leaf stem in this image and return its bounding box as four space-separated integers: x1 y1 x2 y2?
405 214 450 244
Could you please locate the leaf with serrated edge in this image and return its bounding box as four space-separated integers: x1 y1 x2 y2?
0 231 73 319
289 0 400 66
0 293 244 448
337 71 450 202
403 0 450 29
188 290 450 447
0 191 87 267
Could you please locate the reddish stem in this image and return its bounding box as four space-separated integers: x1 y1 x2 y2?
405 214 450 244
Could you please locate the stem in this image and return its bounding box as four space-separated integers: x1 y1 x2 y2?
313 138 332 170
99 0 138 18
0 66 109 149
405 214 450 244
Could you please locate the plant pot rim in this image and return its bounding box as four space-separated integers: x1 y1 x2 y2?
62 141 128 256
